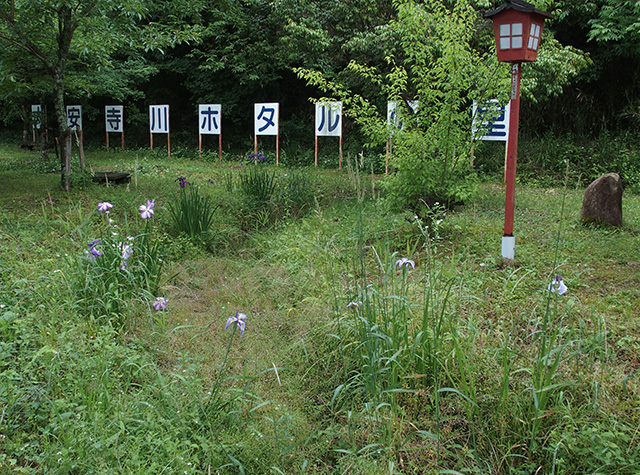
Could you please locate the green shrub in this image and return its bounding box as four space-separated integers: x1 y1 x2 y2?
235 166 316 230
168 177 218 246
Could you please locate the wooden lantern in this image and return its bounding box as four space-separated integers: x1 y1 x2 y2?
485 0 553 63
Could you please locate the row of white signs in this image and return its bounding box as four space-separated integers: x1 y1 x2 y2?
30 101 510 141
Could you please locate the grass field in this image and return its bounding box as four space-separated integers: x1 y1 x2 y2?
1 144 638 474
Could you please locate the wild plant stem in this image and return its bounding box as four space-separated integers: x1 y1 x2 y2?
204 325 237 411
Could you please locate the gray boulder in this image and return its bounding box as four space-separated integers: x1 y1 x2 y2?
581 173 623 227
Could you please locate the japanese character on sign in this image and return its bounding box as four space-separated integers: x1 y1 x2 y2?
199 104 221 135
254 103 279 136
31 104 42 130
315 102 342 137
66 105 82 130
149 105 169 134
387 101 419 135
472 100 510 142
105 106 124 133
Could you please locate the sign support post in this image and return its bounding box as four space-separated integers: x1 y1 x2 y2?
66 105 84 171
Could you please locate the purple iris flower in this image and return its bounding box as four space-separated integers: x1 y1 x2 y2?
225 311 247 337
153 297 168 311
395 257 415 269
139 199 155 219
175 176 191 188
87 239 102 259
97 202 113 212
119 242 132 260
548 275 568 295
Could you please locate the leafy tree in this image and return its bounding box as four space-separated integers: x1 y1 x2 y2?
523 0 637 133
0 40 52 145
147 0 399 149
297 0 591 209
586 0 640 127
0 0 202 190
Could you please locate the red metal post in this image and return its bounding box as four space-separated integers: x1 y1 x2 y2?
504 62 521 237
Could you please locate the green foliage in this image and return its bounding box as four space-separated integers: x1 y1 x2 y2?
72 201 165 329
587 0 640 52
233 165 316 231
553 421 640 473
383 129 480 208
387 0 501 208
494 131 640 191
238 166 278 230
0 308 252 474
297 0 501 209
168 179 218 247
523 37 592 103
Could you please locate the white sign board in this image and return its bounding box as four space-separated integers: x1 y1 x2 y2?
387 100 419 133
254 103 279 136
66 105 82 130
31 105 42 130
149 105 169 134
315 102 342 137
105 105 124 133
472 100 510 142
387 101 401 132
199 104 221 135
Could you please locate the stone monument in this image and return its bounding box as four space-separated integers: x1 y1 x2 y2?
581 173 623 227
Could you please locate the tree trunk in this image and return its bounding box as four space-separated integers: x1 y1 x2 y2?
54 6 75 191
53 65 71 191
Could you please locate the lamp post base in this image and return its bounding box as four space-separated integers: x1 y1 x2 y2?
502 235 516 260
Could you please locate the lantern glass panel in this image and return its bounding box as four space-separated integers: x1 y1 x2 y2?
498 22 524 50
527 23 542 51
512 23 523 36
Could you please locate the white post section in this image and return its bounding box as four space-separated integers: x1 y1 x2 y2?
502 236 516 260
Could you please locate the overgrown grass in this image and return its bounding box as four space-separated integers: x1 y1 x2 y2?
1 143 639 474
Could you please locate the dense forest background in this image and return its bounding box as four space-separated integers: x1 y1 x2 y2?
0 0 638 156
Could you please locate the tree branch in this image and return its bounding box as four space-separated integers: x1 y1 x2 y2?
0 7 55 72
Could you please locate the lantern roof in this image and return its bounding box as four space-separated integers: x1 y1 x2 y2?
484 0 553 19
